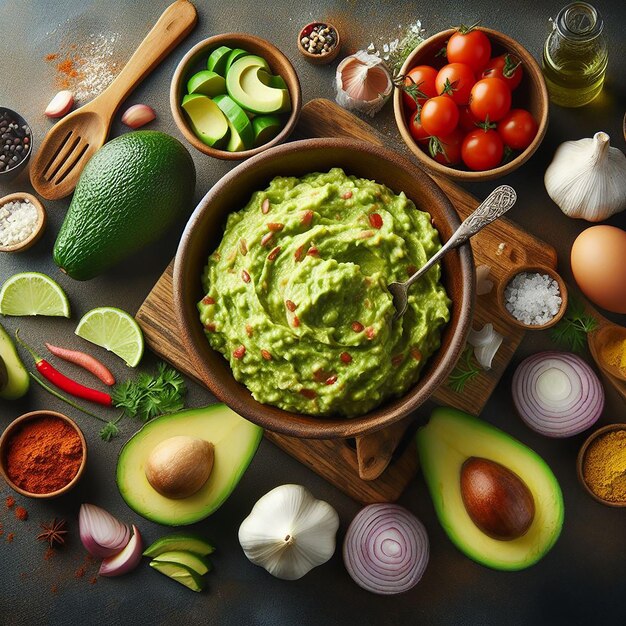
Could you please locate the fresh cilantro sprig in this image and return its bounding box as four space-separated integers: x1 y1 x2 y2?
447 345 481 393
112 362 187 422
550 297 598 353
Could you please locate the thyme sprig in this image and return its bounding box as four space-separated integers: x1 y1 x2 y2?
447 345 481 393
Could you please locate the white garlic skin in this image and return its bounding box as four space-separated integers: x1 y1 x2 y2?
544 131 626 222
238 484 339 580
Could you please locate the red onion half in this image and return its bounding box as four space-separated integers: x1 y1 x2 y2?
343 504 429 595
512 352 604 438
99 525 143 577
79 503 131 558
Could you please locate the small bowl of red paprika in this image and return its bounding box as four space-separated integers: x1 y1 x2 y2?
393 26 548 182
0 410 87 498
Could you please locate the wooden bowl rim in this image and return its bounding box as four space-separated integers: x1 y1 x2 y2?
297 22 341 64
0 192 46 253
496 264 568 330
392 27 549 182
0 410 87 499
170 33 302 161
173 137 475 439
576 423 626 507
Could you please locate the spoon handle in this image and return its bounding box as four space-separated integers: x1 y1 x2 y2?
404 185 517 290
94 0 197 115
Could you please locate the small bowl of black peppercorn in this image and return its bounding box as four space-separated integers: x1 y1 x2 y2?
0 108 33 182
297 22 341 65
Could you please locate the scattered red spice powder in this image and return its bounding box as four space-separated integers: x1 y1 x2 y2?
45 53 58 61
6 496 15 508
44 548 55 561
51 584 58 594
15 506 28 521
89 576 98 585
0 522 3 537
74 565 86 578
6 533 14 542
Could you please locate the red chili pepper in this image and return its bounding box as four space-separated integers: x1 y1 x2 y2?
45 343 115 386
15 331 112 407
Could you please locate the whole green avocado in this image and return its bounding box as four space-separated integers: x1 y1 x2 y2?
53 131 196 280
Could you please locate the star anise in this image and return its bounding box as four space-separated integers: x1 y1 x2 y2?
37 518 68 547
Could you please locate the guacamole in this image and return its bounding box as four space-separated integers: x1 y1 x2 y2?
198 168 450 417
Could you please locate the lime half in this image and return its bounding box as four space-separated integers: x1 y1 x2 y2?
0 272 71 317
76 307 144 367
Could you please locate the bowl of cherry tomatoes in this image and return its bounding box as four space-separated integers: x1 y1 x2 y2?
393 26 548 181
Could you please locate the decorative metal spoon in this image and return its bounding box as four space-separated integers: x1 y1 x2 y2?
389 185 517 320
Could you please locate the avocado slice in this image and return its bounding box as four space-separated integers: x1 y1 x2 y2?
252 114 282 147
0 321 29 399
143 533 215 558
187 70 226 97
259 72 287 90
226 56 291 115
149 560 206 592
224 48 249 74
152 551 212 575
117 405 263 525
416 408 564 571
181 94 229 147
207 45 232 76
213 94 254 150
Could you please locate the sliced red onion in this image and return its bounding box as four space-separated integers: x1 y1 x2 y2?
343 503 429 595
99 525 143 577
79 503 131 558
512 351 604 438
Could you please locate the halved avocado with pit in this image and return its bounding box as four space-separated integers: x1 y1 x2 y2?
117 405 263 525
416 407 564 571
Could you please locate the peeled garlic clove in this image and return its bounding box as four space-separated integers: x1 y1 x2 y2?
544 131 626 222
121 104 156 129
45 90 74 118
476 264 494 295
467 323 503 370
335 51 393 117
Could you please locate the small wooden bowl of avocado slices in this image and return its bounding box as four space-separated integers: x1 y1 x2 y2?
171 33 302 160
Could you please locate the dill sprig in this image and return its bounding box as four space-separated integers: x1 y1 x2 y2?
550 297 598 353
447 345 481 393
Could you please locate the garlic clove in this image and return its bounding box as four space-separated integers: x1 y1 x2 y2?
476 264 494 296
544 131 626 222
467 323 503 370
121 104 157 129
45 91 74 118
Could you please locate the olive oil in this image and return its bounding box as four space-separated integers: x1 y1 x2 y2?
542 2 608 107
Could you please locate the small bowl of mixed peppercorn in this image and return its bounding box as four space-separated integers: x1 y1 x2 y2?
0 107 33 181
297 22 341 65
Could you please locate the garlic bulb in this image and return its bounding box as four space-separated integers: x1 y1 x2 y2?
467 323 503 370
238 484 339 580
335 51 393 117
544 132 626 222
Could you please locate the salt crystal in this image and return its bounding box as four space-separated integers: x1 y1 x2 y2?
0 201 38 246
504 272 562 326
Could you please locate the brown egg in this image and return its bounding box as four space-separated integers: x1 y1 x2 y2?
571 226 626 314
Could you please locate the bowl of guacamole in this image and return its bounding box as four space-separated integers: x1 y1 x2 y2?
174 139 474 438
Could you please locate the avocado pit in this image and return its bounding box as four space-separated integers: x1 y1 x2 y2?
145 435 214 499
460 457 535 541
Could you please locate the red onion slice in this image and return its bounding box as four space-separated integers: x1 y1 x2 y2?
512 352 604 438
99 525 143 577
343 503 429 595
79 503 131 558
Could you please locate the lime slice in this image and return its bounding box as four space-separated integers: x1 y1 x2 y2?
75 307 144 367
0 272 70 317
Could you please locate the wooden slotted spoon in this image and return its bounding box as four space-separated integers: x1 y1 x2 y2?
30 0 197 200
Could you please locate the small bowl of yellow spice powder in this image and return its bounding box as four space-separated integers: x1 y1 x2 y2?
577 423 626 507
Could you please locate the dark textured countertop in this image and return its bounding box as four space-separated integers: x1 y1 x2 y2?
1 1 625 624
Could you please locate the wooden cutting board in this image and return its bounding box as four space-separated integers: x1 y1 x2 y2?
136 99 557 503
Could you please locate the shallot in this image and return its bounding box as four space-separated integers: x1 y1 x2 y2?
121 104 156 129
45 91 74 118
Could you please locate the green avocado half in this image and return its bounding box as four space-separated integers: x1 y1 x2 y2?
0 321 29 400
116 405 262 526
416 407 564 571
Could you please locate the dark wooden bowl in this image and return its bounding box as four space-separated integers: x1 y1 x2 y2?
174 138 474 439
170 33 302 161
393 28 549 182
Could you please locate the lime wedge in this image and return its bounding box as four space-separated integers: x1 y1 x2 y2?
75 307 144 367
0 272 70 317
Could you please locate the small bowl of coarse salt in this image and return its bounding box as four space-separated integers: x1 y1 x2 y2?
0 192 46 253
498 265 568 330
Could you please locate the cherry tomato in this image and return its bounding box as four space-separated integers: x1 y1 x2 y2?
420 96 460 137
428 127 464 165
409 109 430 143
435 63 475 105
446 28 492 73
497 109 538 150
402 65 438 112
458 105 480 131
469 78 512 122
481 54 523 91
461 129 504 170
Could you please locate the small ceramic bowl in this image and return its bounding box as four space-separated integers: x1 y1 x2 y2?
393 27 549 182
297 22 341 65
0 192 47 253
0 107 33 182
497 265 568 331
0 410 87 499
577 423 626 508
170 33 302 161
